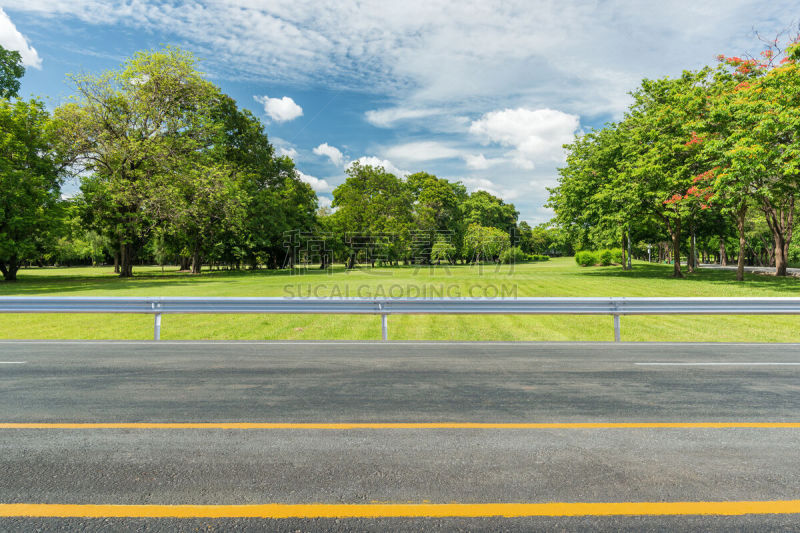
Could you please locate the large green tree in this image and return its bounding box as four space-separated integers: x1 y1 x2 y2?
54 47 220 277
331 163 412 267
0 99 63 280
461 190 518 235
619 71 711 277
208 97 317 270
406 172 466 263
716 44 800 276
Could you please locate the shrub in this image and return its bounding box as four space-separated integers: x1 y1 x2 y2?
788 241 800 266
575 251 596 267
528 254 549 262
610 248 623 264
499 246 527 264
598 249 613 266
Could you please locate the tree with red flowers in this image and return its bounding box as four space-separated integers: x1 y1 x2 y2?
619 70 712 277
695 35 800 277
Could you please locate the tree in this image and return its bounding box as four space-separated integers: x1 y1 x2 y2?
461 190 518 234
53 47 220 277
0 45 24 99
168 161 245 274
430 234 456 264
722 43 800 276
688 62 758 281
463 223 510 262
549 123 641 264
690 37 800 277
331 163 412 268
519 222 563 255
621 71 711 277
0 99 63 281
406 172 466 264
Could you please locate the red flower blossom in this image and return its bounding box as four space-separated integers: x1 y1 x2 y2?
684 131 702 147
693 168 717 182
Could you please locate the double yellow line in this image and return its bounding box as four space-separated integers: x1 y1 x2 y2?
1 501 800 518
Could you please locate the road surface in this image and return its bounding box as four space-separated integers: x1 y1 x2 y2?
1 340 800 531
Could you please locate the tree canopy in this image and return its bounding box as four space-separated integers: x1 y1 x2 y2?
0 45 24 99
549 34 800 278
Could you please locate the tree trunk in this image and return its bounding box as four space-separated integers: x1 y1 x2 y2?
719 237 727 266
113 250 120 274
191 249 202 275
668 219 683 278
688 226 696 274
735 204 747 282
179 256 190 271
0 257 19 281
621 233 627 270
627 224 632 269
763 196 794 276
774 232 787 276
119 243 134 278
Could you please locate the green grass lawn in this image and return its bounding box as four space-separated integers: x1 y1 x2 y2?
1 257 799 342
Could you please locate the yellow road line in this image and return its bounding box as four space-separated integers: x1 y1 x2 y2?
1 422 800 429
2 501 800 518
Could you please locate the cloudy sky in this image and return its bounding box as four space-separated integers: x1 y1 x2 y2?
0 1 795 222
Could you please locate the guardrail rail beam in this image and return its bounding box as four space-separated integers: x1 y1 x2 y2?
2 296 800 342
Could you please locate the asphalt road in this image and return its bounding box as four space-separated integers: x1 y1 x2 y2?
1 340 800 531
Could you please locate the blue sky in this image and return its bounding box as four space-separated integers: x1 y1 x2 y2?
0 1 795 223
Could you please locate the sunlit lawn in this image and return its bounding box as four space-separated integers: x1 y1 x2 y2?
1 257 799 342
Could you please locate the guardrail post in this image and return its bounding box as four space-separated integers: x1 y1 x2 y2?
151 301 162 341
154 313 162 341
613 314 620 342
377 301 388 341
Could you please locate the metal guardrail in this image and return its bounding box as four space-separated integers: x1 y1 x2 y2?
2 296 800 341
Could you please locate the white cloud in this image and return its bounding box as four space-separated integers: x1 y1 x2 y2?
348 156 408 177
313 142 344 166
254 95 303 122
463 153 503 170
382 141 461 163
0 8 41 68
469 108 579 169
461 177 523 201
3 1 794 119
365 107 441 127
271 137 299 159
317 195 333 209
296 170 332 193
278 146 298 159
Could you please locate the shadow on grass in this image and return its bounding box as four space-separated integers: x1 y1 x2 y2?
0 263 511 295
578 263 800 291
0 266 315 295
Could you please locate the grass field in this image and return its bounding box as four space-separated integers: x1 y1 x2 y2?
1 257 799 342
